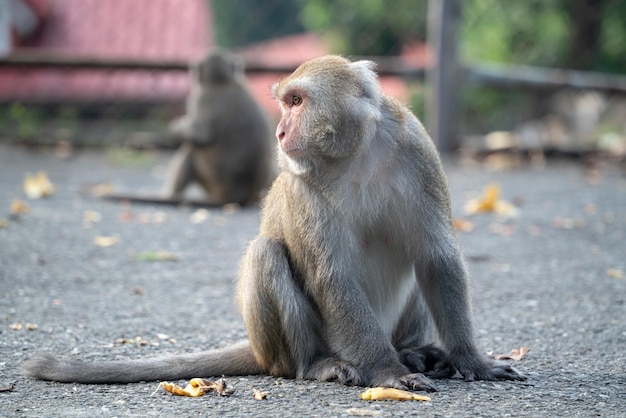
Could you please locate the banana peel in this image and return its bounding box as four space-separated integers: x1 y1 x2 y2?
359 387 431 402
161 377 234 397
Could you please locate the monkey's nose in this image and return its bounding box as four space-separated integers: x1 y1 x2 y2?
276 130 286 142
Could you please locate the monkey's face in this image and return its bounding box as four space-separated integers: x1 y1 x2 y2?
272 56 383 174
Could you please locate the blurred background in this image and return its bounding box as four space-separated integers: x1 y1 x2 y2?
1 0 625 159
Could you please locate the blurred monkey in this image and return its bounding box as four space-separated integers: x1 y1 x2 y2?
103 50 274 206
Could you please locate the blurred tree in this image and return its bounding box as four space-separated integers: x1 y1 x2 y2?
460 0 626 133
211 0 304 47
567 0 608 70
461 0 570 67
461 0 626 74
592 0 626 73
298 0 428 56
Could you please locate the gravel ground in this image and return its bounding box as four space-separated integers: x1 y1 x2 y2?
0 143 624 417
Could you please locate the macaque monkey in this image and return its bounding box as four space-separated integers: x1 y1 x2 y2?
103 50 273 206
23 56 525 391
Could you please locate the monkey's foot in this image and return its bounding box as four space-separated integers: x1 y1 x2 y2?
456 357 526 382
398 344 456 379
371 371 438 392
306 358 365 386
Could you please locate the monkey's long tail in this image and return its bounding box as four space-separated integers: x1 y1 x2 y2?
21 340 264 384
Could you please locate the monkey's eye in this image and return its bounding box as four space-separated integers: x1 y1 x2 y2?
291 95 302 106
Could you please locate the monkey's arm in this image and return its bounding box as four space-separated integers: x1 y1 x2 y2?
291 220 434 391
314 258 436 390
169 115 215 146
413 192 525 382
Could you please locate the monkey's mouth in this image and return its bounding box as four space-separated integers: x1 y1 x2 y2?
280 146 307 159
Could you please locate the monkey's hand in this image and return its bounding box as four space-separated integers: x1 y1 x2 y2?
370 369 438 393
449 355 526 382
399 344 456 379
306 358 365 386
168 116 191 139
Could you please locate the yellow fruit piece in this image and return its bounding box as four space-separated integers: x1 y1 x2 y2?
161 378 234 397
359 387 431 401
161 378 212 397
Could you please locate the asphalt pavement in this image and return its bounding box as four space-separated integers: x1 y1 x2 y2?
0 143 624 417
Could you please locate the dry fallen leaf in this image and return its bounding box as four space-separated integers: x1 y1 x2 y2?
465 184 518 218
152 211 166 224
94 235 119 247
222 203 241 214
11 198 29 215
118 208 134 223
114 336 149 346
25 322 38 330
137 212 166 224
9 323 22 330
490 346 530 361
161 378 234 397
345 408 382 417
24 171 55 199
190 209 210 224
84 210 102 224
553 217 587 230
90 182 114 197
136 251 178 262
585 168 603 185
359 387 431 402
453 218 475 233
488 223 517 236
253 388 268 400
585 203 597 216
606 268 624 279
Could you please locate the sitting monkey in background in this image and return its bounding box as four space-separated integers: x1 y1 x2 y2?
104 50 274 206
24 56 525 391
164 50 274 205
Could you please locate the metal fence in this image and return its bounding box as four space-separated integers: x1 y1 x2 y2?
1 0 625 155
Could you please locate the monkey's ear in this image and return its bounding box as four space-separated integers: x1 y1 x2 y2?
349 60 381 101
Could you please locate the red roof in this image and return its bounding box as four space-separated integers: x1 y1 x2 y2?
0 0 211 101
1 1 431 114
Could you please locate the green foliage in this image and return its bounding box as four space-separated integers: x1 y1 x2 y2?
299 0 428 55
57 106 80 132
4 103 43 139
460 0 626 132
462 0 570 67
105 148 156 167
596 0 626 73
212 0 305 47
407 82 427 122
461 0 626 74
